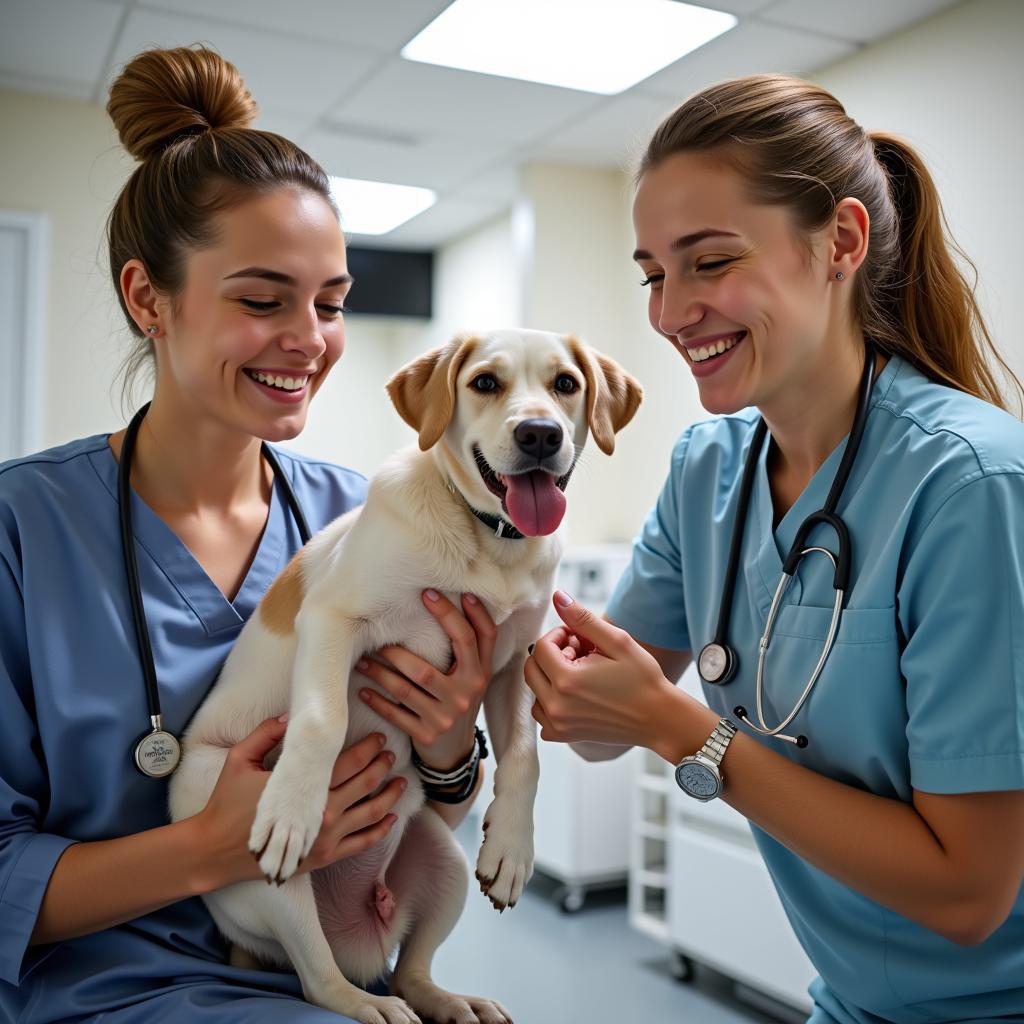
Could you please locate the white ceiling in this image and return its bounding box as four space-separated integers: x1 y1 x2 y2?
0 0 962 249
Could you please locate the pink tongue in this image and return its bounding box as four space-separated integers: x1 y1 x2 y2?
503 471 566 536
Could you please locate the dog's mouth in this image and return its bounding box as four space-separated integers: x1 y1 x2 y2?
472 446 573 537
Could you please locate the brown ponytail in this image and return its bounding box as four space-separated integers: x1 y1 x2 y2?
867 133 1016 411
639 75 1021 414
106 46 338 409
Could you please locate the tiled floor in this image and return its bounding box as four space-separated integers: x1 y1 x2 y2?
431 816 807 1024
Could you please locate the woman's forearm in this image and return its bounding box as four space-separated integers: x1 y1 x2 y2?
29 815 229 946
32 757 482 948
650 689 998 944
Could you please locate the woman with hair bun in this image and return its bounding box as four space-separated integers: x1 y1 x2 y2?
0 46 494 1022
526 75 1024 1022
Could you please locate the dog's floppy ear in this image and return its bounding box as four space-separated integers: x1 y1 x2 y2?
386 335 479 451
566 335 643 456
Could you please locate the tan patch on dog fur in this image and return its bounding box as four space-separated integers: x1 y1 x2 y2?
259 548 307 636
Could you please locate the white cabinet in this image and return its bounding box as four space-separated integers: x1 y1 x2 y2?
630 664 816 1014
529 545 636 910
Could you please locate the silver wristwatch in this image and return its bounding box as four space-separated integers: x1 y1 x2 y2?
674 718 738 802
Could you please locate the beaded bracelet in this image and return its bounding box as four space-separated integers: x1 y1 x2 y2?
412 727 489 804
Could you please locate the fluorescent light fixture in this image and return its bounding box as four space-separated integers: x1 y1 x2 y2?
329 176 436 235
401 0 736 95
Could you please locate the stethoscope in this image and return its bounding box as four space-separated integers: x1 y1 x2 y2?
696 347 878 748
118 402 311 778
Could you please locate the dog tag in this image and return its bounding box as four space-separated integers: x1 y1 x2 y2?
133 727 181 778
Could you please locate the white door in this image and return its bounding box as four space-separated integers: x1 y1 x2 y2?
0 211 47 463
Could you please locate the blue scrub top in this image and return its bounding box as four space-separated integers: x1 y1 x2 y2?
606 355 1024 1023
0 433 372 1022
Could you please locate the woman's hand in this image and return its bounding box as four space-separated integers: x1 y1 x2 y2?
198 717 404 886
525 590 683 751
356 590 496 770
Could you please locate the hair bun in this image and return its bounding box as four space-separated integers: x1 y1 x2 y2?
107 45 257 162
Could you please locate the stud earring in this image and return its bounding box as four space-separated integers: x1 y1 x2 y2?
834 272 845 281
146 325 158 335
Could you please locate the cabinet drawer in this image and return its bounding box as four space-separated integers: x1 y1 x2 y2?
669 827 815 1012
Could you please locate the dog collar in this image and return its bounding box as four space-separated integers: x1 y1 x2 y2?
445 480 525 540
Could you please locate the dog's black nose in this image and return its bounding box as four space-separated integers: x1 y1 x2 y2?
514 418 563 461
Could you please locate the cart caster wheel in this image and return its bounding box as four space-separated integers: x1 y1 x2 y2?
671 952 694 982
557 886 585 913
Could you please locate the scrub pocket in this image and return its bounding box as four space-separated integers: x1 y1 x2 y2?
758 603 909 799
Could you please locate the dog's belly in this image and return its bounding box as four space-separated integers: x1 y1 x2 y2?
310 805 465 985
311 834 404 982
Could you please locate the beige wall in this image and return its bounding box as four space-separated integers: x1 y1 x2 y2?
517 162 692 544
0 89 132 446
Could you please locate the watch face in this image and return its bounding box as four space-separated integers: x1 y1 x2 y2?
675 760 720 800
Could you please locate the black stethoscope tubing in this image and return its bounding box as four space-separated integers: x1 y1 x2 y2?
118 402 311 774
697 346 878 739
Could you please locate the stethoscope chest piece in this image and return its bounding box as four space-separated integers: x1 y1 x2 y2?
698 642 736 685
133 717 181 778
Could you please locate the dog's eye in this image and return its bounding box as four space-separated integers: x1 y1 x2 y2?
471 374 499 393
554 374 579 394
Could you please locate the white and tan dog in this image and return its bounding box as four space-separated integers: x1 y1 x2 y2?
168 329 641 1024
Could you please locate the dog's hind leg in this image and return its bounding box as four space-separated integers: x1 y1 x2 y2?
388 810 513 1024
211 873 420 1024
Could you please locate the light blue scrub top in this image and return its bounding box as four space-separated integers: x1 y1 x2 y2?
606 356 1024 1024
0 434 374 1022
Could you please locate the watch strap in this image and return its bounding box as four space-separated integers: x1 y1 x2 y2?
697 717 738 769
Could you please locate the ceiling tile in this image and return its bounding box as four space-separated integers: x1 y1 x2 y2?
137 0 452 51
640 19 856 100
0 70 95 103
303 127 510 192
455 163 521 204
759 0 961 44
348 195 510 250
252 107 320 142
104 8 382 114
329 58 599 146
698 0 778 12
528 92 679 170
0 0 123 91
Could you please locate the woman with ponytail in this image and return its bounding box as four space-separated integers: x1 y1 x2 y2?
526 75 1024 1022
0 46 493 1023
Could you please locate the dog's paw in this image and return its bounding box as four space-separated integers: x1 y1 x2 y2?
474 801 534 912
343 994 420 1024
394 977 513 1024
247 770 326 883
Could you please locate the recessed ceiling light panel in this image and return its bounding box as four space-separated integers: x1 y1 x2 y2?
329 176 437 235
401 0 737 95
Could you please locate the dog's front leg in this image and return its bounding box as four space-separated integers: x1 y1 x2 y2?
475 654 539 911
249 605 358 883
